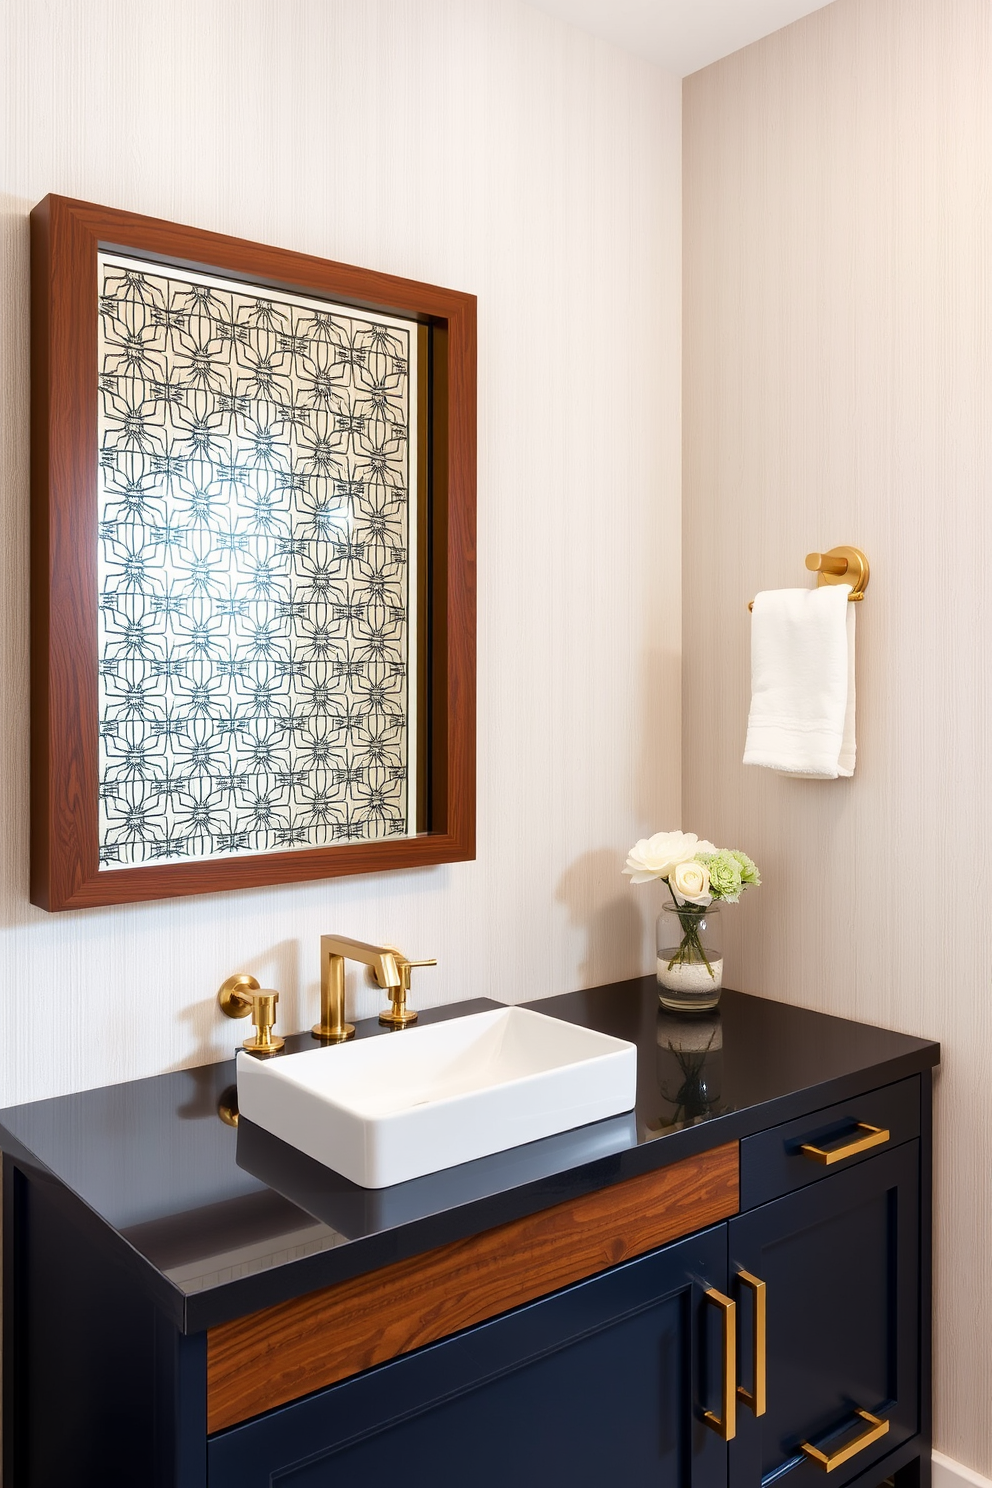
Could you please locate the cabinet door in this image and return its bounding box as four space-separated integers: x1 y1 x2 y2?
729 1142 919 1488
209 1223 730 1488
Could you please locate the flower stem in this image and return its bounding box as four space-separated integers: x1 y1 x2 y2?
663 895 715 978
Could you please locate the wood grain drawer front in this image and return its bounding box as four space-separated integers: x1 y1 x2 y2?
207 1141 739 1433
740 1077 920 1209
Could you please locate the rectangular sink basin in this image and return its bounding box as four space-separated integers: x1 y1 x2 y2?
236 1006 637 1189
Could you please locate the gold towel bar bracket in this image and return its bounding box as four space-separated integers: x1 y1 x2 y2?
748 545 870 612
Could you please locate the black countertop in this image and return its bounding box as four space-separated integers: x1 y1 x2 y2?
0 978 938 1333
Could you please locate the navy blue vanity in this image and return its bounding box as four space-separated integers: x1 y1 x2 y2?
0 979 938 1488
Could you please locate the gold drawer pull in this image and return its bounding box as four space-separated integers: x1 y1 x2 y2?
736 1270 766 1416
703 1288 737 1441
800 1123 890 1166
800 1409 890 1471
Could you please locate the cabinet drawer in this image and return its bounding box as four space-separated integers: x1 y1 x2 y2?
740 1076 919 1208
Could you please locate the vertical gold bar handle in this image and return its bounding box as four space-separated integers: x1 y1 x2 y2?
703 1288 737 1441
736 1271 767 1416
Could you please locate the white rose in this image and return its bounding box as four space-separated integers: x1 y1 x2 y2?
623 831 715 885
671 859 713 906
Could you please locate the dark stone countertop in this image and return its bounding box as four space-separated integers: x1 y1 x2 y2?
0 978 939 1333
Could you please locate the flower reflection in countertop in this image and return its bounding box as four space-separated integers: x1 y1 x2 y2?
649 1009 726 1135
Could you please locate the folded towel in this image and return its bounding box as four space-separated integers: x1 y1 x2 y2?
743 585 856 778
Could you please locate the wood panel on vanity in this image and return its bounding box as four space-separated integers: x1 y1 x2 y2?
206 1141 739 1432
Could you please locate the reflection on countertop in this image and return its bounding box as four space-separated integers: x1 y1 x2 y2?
235 1107 640 1242
649 1008 726 1136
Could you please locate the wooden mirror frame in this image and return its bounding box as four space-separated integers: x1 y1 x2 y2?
30 196 476 910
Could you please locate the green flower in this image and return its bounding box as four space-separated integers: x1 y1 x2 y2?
730 849 761 887
706 850 744 902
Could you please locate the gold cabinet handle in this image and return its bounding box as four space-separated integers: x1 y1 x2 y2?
736 1270 766 1416
703 1288 737 1441
800 1410 890 1471
800 1123 890 1166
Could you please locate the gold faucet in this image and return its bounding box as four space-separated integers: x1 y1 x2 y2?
313 935 437 1040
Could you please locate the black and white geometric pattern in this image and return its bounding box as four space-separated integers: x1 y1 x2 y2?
96 254 415 867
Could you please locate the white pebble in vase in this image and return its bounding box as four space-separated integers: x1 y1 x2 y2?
655 956 725 1012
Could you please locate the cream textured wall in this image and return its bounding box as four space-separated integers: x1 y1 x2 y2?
0 0 682 1104
684 0 992 1471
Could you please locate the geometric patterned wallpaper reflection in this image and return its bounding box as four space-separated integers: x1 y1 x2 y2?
96 254 416 867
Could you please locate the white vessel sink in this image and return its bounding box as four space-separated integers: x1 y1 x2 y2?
236 1006 637 1189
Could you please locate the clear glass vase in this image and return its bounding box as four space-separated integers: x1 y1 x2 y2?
656 901 723 1011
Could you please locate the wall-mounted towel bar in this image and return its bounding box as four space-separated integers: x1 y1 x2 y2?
748 546 870 611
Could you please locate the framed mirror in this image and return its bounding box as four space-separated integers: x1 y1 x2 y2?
30 196 475 910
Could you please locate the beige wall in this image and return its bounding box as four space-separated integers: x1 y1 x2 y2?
0 0 682 1103
684 0 992 1470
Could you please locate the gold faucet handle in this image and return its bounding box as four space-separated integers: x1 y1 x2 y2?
218 974 285 1056
379 954 437 1029
398 957 438 987
243 990 285 1056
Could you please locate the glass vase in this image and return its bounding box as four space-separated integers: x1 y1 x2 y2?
656 901 723 1011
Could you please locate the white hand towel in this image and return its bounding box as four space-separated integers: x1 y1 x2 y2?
743 585 856 778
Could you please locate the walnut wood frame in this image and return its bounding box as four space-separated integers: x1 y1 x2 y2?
30 195 476 910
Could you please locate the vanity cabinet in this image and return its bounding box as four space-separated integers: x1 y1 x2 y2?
0 981 937 1488
208 1101 925 1488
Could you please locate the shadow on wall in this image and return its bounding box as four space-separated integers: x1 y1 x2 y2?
556 849 647 990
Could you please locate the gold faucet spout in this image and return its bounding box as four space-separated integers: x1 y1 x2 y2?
322 935 402 991
313 935 403 1042
313 935 437 1039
